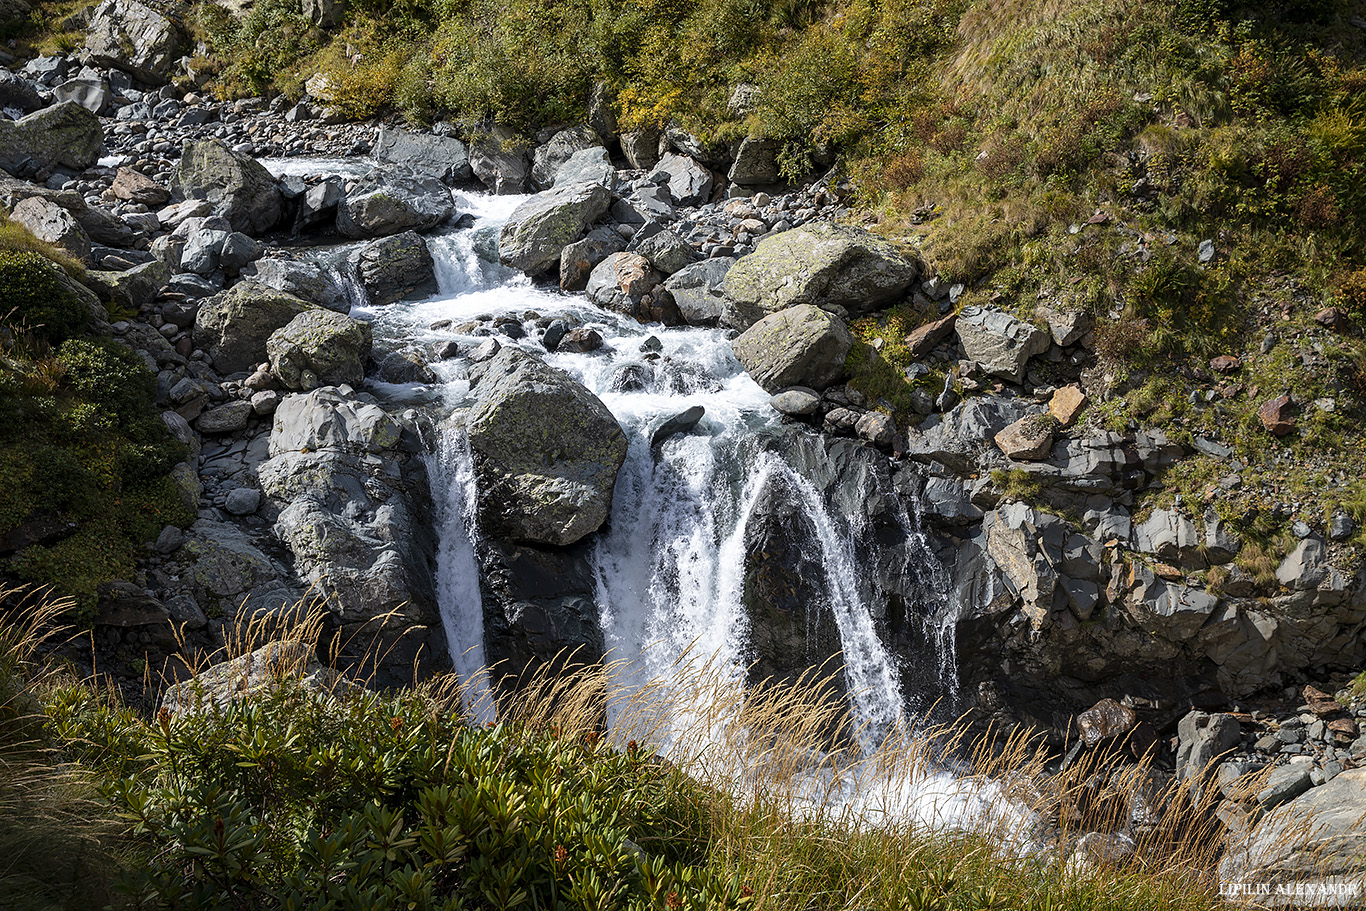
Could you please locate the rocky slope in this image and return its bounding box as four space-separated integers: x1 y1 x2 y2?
0 4 1362 889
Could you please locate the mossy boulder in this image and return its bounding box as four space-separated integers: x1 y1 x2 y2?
194 282 319 375
0 102 104 176
730 303 853 393
466 347 627 546
172 140 282 236
266 309 372 390
721 223 920 329
498 181 613 276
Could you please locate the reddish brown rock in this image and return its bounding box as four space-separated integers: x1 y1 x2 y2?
1327 717 1359 739
1257 395 1295 436
904 312 957 359
1303 685 1343 717
1049 384 1088 427
1314 306 1349 331
111 166 171 207
994 415 1054 460
1077 698 1137 746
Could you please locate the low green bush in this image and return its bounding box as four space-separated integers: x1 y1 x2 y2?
50 681 743 911
0 250 88 347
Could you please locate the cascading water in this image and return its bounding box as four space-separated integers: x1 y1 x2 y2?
423 424 495 724
335 174 1017 831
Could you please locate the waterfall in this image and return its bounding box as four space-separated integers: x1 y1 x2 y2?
327 168 1005 830
423 423 495 723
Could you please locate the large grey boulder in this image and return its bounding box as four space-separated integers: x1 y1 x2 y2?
245 257 349 312
728 137 783 186
531 126 601 189
353 231 437 305
9 196 91 262
1134 508 1203 566
259 386 440 683
585 252 680 325
336 170 454 239
172 139 282 236
955 306 1051 384
0 102 104 175
903 395 1030 473
466 347 627 547
650 153 713 206
665 258 732 326
1221 768 1366 894
193 282 319 374
633 228 697 275
1126 564 1220 640
553 147 616 190
731 304 853 393
1175 710 1241 786
0 70 43 114
498 181 613 276
52 77 112 115
85 0 186 84
468 128 531 194
371 128 472 184
267 309 371 390
722 223 919 329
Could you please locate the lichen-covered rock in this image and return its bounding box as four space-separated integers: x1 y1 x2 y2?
722 223 919 329
193 282 318 374
466 347 627 546
727 137 783 185
354 231 436 306
955 306 1051 384
267 309 371 390
0 102 104 176
335 170 454 239
172 139 282 236
730 303 852 393
499 181 613 276
85 0 185 84
553 147 616 190
258 387 440 684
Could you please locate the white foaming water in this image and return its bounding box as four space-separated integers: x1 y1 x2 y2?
259 156 379 180
423 424 495 724
347 177 1018 835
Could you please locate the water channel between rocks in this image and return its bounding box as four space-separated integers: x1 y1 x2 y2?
268 168 1021 834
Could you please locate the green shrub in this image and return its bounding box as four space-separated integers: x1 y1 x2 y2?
50 682 744 911
0 251 88 346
